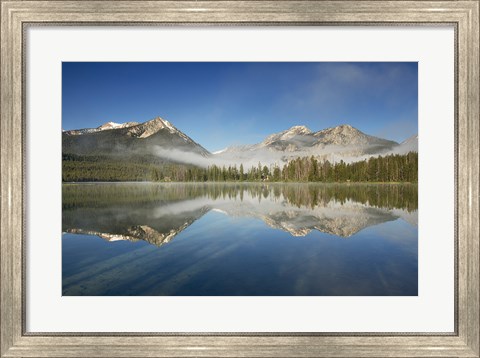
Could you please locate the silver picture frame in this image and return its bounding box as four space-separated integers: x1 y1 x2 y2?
1 1 479 356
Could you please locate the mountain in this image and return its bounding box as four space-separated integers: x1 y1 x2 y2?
63 117 417 178
262 125 314 147
391 134 418 154
63 121 139 135
63 117 210 159
214 124 402 165
313 124 397 150
222 124 398 153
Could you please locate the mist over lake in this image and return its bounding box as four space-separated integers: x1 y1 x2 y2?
62 182 418 296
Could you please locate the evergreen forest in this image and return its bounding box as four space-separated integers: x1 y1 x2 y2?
62 152 418 183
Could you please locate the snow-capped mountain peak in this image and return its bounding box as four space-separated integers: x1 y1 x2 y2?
63 116 211 158
97 121 139 130
63 120 139 135
286 125 312 134
125 116 192 141
279 125 312 137
98 121 121 129
262 125 312 145
313 124 395 147
64 116 190 140
314 124 361 138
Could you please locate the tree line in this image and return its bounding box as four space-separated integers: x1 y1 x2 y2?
279 152 417 183
63 152 417 183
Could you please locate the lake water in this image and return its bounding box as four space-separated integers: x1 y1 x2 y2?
62 182 418 296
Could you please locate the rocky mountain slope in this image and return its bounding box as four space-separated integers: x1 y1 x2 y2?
392 134 418 154
64 121 140 135
63 117 210 159
214 124 403 165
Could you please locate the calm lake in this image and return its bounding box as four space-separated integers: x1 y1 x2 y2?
62 182 418 296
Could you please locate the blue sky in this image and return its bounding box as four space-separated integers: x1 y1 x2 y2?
62 62 417 152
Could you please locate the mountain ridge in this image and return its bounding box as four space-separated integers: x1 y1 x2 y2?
63 116 417 168
213 122 407 166
62 116 210 159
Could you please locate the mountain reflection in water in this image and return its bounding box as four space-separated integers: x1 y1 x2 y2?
63 183 417 245
62 183 418 296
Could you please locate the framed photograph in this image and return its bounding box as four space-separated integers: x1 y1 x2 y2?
1 1 479 357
